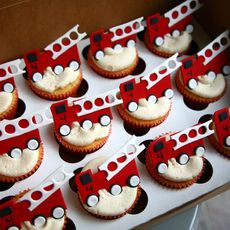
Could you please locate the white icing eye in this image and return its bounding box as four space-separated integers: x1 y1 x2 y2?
224 136 230 147
154 36 164 47
95 50 104 60
27 139 39 150
157 163 168 174
206 71 216 81
195 146 206 157
81 120 93 130
110 184 122 195
54 65 64 75
187 78 198 89
127 101 138 112
185 24 194 34
178 153 189 165
99 115 111 126
127 175 140 187
7 226 20 230
69 60 80 71
59 125 71 136
86 195 99 207
33 216 46 228
147 94 157 104
171 30 180 38
9 148 22 158
222 65 230 76
52 206 65 219
32 72 43 82
127 39 135 48
113 43 122 51
2 83 14 93
164 89 174 99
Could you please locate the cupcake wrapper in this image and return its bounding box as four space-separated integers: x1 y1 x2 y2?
55 126 111 155
87 49 139 79
144 32 191 58
78 186 141 220
117 103 171 129
0 90 18 121
208 134 230 158
175 71 227 105
28 71 83 101
0 145 44 183
146 148 205 189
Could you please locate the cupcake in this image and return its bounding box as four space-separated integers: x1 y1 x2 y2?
175 31 229 107
144 0 202 57
87 21 142 78
75 136 143 219
23 45 83 101
0 78 18 121
51 99 112 154
117 69 173 130
208 107 230 158
0 129 43 182
0 189 66 230
146 125 206 189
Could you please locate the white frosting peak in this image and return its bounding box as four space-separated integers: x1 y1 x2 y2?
0 149 40 177
190 73 225 98
93 47 137 71
155 31 192 54
63 122 110 146
162 156 203 182
127 97 171 120
34 67 80 93
0 91 13 113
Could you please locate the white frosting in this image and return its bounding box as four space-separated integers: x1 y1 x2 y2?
0 149 39 177
189 73 226 98
81 156 138 216
155 31 192 53
161 156 203 182
34 67 80 93
127 97 171 120
0 92 13 113
93 47 137 71
63 122 110 146
21 216 65 230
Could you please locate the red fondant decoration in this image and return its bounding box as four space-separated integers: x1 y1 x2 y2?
0 77 17 94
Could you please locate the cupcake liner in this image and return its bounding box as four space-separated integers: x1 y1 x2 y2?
144 32 191 58
55 126 112 155
78 186 141 220
208 134 230 158
0 90 18 121
117 103 171 129
87 49 139 79
28 71 83 101
0 145 44 183
146 148 205 189
175 71 227 105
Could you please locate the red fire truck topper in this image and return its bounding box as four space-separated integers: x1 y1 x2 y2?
90 17 144 60
212 107 230 148
180 30 230 89
75 136 145 207
146 0 202 47
119 53 181 112
23 25 86 84
147 120 214 175
0 165 73 230
0 77 17 96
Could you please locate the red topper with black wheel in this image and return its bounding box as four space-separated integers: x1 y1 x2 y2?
0 166 73 230
179 30 230 90
146 0 202 48
90 17 144 60
75 136 145 207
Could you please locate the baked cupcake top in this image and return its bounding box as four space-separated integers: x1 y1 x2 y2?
0 129 43 182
